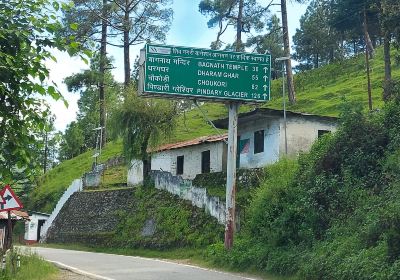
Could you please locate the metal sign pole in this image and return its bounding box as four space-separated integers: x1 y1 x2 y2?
7 210 12 250
225 101 239 250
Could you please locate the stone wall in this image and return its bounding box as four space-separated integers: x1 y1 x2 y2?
44 187 224 248
151 170 227 224
46 188 134 245
150 169 265 226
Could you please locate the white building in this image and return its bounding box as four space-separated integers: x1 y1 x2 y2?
127 134 227 185
24 211 50 245
213 108 337 168
127 108 337 185
151 134 228 180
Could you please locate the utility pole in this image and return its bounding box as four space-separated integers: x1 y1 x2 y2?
99 0 108 148
280 0 296 104
363 8 372 110
225 0 243 250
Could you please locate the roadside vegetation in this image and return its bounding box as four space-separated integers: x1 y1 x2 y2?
0 251 58 280
205 97 400 279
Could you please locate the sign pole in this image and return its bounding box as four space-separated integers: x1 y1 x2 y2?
7 210 12 250
225 101 239 250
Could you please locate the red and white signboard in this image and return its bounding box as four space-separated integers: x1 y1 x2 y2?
0 185 23 212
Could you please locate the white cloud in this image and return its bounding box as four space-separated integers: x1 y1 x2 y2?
45 50 88 132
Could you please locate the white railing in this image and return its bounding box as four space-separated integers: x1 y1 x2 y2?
39 179 82 242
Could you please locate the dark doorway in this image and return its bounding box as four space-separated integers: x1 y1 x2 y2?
37 219 46 242
201 150 211 173
177 155 184 175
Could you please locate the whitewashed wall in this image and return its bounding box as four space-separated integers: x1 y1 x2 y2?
127 160 143 186
237 115 337 169
238 119 280 168
151 171 226 224
40 179 82 242
24 213 49 242
281 116 337 156
151 142 226 180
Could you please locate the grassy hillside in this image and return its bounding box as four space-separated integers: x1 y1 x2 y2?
170 47 399 141
28 141 123 213
28 47 400 213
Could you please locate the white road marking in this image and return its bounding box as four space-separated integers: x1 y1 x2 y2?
47 260 115 280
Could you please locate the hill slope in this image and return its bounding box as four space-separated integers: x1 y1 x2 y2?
172 47 400 142
29 47 400 213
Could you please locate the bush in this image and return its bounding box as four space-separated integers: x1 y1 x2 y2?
206 100 400 279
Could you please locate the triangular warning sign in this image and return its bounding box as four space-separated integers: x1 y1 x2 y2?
0 185 23 212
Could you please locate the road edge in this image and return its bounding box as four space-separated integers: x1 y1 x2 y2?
48 260 115 280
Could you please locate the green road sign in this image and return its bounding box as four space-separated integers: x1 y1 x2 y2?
139 44 271 103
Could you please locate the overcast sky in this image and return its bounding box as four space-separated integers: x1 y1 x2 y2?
46 0 308 132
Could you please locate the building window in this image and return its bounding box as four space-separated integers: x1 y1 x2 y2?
201 150 210 173
254 130 264 154
318 130 331 138
177 155 184 175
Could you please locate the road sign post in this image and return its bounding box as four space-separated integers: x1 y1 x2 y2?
0 185 23 250
139 44 271 249
140 44 271 103
225 102 239 249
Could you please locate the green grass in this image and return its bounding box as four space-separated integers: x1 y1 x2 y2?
266 47 400 116
0 251 58 280
100 165 127 187
29 141 123 213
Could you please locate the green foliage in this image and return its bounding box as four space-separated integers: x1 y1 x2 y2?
114 187 224 249
0 250 57 280
28 141 123 212
199 0 270 50
205 100 400 278
0 0 84 182
111 88 178 164
59 55 121 160
293 0 343 70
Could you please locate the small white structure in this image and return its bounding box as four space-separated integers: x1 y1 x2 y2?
151 134 228 180
213 108 337 168
127 134 227 185
24 211 50 245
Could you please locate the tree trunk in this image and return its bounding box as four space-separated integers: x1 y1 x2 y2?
363 8 375 59
99 0 108 148
141 133 151 182
124 0 130 87
383 34 392 81
43 131 48 173
280 0 296 104
383 30 392 99
365 41 372 110
236 0 243 51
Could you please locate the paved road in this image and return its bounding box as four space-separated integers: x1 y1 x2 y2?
24 247 259 280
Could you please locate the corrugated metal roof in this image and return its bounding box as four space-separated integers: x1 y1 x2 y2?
153 134 227 153
213 108 337 129
0 210 29 220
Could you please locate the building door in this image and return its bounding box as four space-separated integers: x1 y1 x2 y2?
37 220 46 241
201 150 211 173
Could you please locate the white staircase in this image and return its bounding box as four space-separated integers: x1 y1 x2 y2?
39 179 82 242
